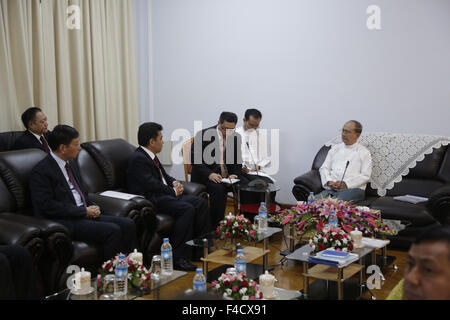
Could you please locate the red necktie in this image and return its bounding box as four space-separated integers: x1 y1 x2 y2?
65 163 87 207
40 136 50 153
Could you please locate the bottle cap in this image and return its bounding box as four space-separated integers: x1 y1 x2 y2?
310 192 314 195
196 268 203 273
119 254 125 259
163 238 169 242
261 202 265 205
237 249 243 254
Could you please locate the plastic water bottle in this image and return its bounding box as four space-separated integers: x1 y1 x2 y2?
114 254 128 298
161 238 173 276
329 210 338 228
258 202 268 232
307 192 315 205
234 249 247 274
193 268 207 292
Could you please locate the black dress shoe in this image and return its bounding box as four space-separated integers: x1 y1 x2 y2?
173 258 197 271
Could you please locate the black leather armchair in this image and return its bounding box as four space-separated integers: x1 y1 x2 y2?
0 149 74 296
79 139 207 259
292 145 450 248
0 131 23 152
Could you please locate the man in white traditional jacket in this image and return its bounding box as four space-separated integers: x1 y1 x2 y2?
317 120 372 202
235 108 276 203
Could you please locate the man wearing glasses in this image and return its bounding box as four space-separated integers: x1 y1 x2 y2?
317 120 372 202
191 112 248 229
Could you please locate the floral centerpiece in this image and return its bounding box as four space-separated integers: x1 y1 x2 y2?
211 272 262 300
216 213 258 242
309 227 354 253
272 197 395 239
97 253 151 291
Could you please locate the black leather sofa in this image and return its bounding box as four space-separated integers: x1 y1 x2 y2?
292 145 450 248
78 139 208 261
0 146 156 296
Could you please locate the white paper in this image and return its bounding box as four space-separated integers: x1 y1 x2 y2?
221 178 240 184
99 190 144 201
393 195 428 204
246 171 276 183
361 237 390 249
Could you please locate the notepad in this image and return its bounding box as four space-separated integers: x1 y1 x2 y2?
221 178 240 184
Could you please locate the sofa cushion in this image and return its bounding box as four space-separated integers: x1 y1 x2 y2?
384 179 444 197
370 197 436 226
0 149 47 210
407 145 447 179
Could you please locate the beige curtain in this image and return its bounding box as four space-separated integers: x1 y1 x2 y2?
0 0 139 144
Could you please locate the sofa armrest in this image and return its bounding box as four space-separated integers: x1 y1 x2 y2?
89 193 140 218
180 181 207 196
426 184 450 225
0 218 44 265
293 170 323 193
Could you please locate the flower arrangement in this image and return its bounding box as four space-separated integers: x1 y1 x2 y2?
216 213 258 241
97 253 151 291
211 272 262 300
271 197 395 238
309 227 354 253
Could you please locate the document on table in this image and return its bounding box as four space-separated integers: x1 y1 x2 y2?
361 237 390 249
246 171 276 183
100 190 144 200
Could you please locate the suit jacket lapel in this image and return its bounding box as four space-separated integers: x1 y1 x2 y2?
47 155 78 206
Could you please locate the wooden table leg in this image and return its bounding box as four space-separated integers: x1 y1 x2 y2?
203 238 208 276
263 237 268 271
302 261 309 299
337 268 344 300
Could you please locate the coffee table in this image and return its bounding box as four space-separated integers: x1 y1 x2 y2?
44 270 187 300
286 244 376 300
187 227 282 282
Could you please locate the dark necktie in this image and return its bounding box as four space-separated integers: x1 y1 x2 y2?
221 138 228 178
153 156 164 182
40 136 50 153
65 163 87 207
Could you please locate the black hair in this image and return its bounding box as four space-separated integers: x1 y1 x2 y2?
244 108 262 120
414 225 450 246
138 122 163 147
348 120 363 134
47 125 79 151
219 112 238 124
21 107 42 129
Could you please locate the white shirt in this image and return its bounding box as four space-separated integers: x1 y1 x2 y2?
235 127 270 173
319 142 372 190
50 152 84 207
140 146 178 194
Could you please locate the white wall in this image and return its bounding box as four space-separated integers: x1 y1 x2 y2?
144 0 450 204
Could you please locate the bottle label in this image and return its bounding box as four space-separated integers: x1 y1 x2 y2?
258 211 267 219
161 249 172 261
115 266 128 277
235 262 246 273
193 280 206 291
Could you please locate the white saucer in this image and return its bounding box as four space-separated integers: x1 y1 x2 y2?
71 286 95 295
263 291 277 300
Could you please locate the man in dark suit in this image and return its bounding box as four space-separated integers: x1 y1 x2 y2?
13 107 51 153
126 122 209 271
29 125 136 262
191 112 249 229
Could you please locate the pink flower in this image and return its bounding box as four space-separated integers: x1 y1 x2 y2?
232 285 239 292
249 230 255 237
250 296 256 300
212 280 217 287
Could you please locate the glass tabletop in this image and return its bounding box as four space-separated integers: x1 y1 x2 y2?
286 244 374 263
239 182 280 193
44 270 187 300
186 227 282 248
